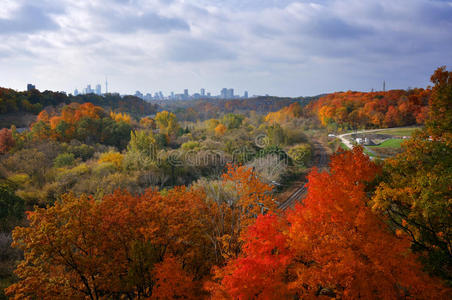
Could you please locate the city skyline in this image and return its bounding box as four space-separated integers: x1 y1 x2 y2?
0 0 451 96
70 81 250 100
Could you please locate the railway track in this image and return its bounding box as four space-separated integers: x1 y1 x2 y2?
278 140 329 210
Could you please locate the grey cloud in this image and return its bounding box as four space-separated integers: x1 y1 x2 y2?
106 11 189 33
166 38 237 62
306 17 374 39
0 4 60 35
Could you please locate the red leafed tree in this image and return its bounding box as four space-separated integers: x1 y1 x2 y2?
216 148 450 299
212 214 293 299
0 128 15 154
151 255 197 299
5 188 211 299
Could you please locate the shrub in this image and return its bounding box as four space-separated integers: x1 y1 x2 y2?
54 153 75 168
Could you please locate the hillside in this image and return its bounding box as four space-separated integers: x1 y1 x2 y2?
0 88 158 128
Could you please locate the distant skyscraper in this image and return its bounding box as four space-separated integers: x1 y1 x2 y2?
184 89 189 97
244 91 248 98
74 88 79 96
105 77 108 94
135 91 143 98
27 84 35 91
95 84 101 95
85 84 93 94
200 88 205 96
171 92 174 100
227 88 234 98
207 92 211 97
383 80 386 92
220 88 228 99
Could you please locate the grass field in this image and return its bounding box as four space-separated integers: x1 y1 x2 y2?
373 127 421 136
369 138 405 149
339 142 348 150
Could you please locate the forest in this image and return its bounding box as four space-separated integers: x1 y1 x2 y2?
0 67 451 299
306 88 430 131
0 88 158 128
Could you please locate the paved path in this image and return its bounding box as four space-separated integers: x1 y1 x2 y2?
337 128 387 150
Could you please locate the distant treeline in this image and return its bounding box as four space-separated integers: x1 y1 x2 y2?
160 95 324 121
305 89 430 130
0 87 158 118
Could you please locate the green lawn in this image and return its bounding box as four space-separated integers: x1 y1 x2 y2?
339 142 349 150
373 127 421 136
369 138 404 149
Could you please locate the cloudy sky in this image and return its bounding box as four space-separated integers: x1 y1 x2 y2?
0 0 451 97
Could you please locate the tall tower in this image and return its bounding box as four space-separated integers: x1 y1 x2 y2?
383 80 386 92
105 76 108 94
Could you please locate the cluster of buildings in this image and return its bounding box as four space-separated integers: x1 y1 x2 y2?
135 88 249 101
73 84 103 96
70 82 249 101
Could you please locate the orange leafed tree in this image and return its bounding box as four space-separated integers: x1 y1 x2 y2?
215 148 450 299
6 187 210 299
6 164 276 299
110 111 132 124
264 102 303 124
306 89 431 129
214 123 227 136
31 102 105 141
0 128 15 154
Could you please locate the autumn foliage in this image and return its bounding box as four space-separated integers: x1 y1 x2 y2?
32 102 104 141
306 89 430 129
372 66 452 282
214 148 450 299
0 128 15 154
264 102 303 124
5 165 276 299
110 111 132 124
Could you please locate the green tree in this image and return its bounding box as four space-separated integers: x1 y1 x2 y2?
288 143 312 168
372 66 452 284
54 153 75 168
0 185 25 231
266 124 287 146
222 113 244 129
155 111 179 138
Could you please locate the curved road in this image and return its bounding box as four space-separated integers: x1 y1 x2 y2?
337 128 391 150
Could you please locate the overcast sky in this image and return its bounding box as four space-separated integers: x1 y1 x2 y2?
0 0 451 97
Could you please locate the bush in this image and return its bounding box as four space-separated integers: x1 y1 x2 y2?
181 141 200 151
0 185 25 231
98 151 123 169
288 143 312 168
53 153 75 168
67 144 95 160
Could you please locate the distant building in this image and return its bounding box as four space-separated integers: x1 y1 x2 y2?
220 88 228 99
27 84 36 91
184 89 189 97
74 88 79 96
144 93 153 101
227 88 234 98
135 91 143 98
243 91 248 98
95 84 101 95
207 92 211 97
200 88 205 96
85 84 93 94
